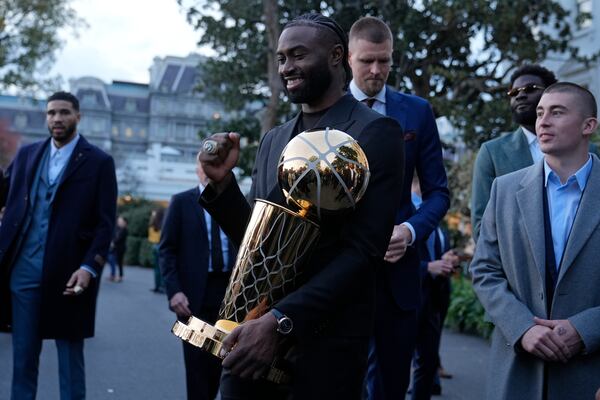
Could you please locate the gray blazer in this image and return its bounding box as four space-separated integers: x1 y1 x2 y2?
471 156 600 400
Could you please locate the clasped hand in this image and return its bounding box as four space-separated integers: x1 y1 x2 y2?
520 317 583 363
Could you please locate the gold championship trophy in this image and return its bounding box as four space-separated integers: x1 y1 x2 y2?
172 128 370 383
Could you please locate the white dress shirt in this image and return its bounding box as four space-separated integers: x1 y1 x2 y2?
349 80 387 116
521 127 544 163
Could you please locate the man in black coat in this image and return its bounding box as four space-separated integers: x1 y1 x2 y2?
0 91 117 399
159 161 236 400
198 13 404 400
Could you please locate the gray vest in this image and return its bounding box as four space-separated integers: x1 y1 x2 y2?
10 144 67 291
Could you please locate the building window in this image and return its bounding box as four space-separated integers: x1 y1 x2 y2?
125 127 134 138
125 99 136 113
175 123 187 139
577 0 592 29
81 94 97 107
139 129 146 138
112 126 119 136
92 117 104 132
14 113 27 129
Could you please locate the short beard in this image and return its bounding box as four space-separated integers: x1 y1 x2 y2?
282 62 333 105
512 107 537 128
48 124 77 144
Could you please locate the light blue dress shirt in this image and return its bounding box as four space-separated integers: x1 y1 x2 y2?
544 155 593 268
49 134 96 278
49 134 80 184
199 184 230 271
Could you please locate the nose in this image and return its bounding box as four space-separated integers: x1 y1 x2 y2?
370 62 381 76
536 111 549 127
515 88 528 101
279 58 295 76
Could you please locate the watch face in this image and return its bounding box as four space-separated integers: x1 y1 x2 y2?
278 317 293 334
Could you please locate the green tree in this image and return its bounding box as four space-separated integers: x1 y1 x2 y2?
181 0 595 220
0 0 82 91
181 0 592 149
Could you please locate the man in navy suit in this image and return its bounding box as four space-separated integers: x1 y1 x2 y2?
348 17 450 399
411 178 458 400
0 91 117 399
159 160 236 400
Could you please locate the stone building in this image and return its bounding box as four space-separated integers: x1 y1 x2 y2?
0 53 227 200
546 0 600 98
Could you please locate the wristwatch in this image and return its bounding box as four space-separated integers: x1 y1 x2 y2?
271 308 293 335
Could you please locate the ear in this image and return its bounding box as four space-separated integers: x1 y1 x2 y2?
330 44 344 67
582 116 598 138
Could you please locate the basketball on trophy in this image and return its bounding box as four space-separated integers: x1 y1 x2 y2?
278 128 370 217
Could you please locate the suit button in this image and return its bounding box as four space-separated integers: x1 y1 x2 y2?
24 195 28 201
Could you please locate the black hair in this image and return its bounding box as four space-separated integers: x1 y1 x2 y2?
283 13 351 89
509 64 557 88
47 91 80 111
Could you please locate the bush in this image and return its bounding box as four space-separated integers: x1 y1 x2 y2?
118 197 163 267
125 236 143 266
445 273 493 339
138 239 155 268
121 204 154 237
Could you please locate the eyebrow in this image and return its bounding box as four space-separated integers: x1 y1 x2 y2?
277 45 310 55
536 104 569 112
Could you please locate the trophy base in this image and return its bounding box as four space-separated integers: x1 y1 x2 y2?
172 316 231 357
171 316 291 384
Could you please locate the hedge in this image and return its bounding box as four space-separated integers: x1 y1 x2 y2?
445 273 493 339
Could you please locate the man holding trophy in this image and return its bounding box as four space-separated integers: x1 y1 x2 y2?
195 13 405 399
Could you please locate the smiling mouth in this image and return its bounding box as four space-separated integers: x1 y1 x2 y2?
285 77 304 90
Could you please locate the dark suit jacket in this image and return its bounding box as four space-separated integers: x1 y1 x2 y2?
0 136 117 338
384 87 450 310
417 227 451 309
201 94 404 340
159 187 235 314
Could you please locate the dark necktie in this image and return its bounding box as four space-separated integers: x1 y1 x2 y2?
210 218 224 272
363 98 376 108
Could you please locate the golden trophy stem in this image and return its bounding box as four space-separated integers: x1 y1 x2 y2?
171 200 320 385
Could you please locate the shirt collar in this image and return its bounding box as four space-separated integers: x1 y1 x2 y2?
50 133 80 158
544 154 593 190
349 80 387 104
521 126 537 145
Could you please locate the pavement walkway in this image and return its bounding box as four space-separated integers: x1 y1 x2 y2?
0 266 489 399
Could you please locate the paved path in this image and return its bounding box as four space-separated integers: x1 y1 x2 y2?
0 266 489 399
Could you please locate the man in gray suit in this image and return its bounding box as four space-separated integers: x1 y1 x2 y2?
471 82 600 399
471 65 557 241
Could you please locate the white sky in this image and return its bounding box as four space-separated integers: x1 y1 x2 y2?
50 0 210 85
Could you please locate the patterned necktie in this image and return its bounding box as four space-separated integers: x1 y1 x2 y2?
362 98 376 108
210 218 224 272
